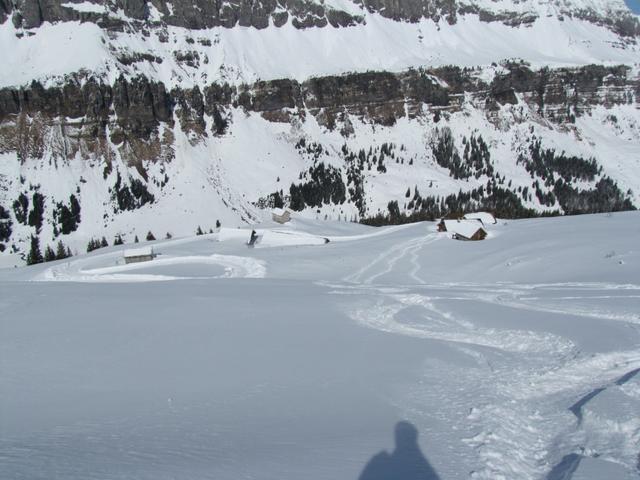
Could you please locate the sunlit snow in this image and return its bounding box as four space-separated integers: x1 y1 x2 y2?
1 212 639 479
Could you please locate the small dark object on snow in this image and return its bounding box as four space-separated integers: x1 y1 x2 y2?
248 230 259 247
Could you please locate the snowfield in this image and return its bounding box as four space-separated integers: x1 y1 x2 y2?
1 212 639 479
1 13 638 89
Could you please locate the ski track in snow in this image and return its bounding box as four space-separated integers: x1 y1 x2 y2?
344 233 441 284
34 253 266 283
477 289 640 326
330 275 640 479
349 292 576 355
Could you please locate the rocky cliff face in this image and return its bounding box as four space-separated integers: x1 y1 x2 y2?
5 0 639 36
2 64 636 158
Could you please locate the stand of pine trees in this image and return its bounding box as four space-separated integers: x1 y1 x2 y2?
113 173 155 212
27 237 73 265
289 163 346 211
53 194 81 235
86 238 103 252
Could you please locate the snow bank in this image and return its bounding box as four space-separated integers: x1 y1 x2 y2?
256 230 329 248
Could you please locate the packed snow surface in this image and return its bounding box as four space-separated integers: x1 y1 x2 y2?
1 212 640 479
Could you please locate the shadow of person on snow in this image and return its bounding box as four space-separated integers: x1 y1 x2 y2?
358 421 441 480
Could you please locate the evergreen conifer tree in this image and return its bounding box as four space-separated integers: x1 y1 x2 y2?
86 238 99 252
55 240 69 260
26 235 44 265
44 245 56 262
27 193 45 233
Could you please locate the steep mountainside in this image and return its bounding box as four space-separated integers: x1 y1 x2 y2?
0 0 639 256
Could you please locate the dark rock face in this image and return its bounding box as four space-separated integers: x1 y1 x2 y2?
7 0 365 30
0 63 636 132
173 86 206 135
357 0 457 24
119 0 148 20
0 77 171 138
5 0 639 36
148 0 365 29
112 76 172 138
0 63 636 166
12 0 81 29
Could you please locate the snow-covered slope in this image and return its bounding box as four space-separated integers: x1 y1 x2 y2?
1 0 639 89
1 13 639 89
0 0 638 257
1 212 639 479
2 74 638 257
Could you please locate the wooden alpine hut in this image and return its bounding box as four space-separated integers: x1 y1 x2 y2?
441 219 487 241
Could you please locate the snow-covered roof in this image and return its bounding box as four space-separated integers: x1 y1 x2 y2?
123 247 154 258
463 212 496 225
443 220 486 239
272 208 290 217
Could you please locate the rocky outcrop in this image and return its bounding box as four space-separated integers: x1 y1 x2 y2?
357 0 457 24
0 63 636 149
0 63 635 180
6 0 639 36
8 0 366 30
487 63 638 121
